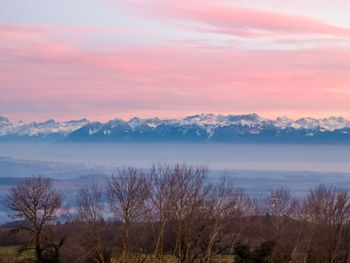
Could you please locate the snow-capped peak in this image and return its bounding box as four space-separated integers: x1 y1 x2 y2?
0 117 89 137
105 118 128 128
0 116 10 123
3 114 350 141
274 116 294 128
128 117 161 129
182 113 223 126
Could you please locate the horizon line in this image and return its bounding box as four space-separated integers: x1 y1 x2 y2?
2 112 349 124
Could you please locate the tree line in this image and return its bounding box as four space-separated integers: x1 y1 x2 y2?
2 163 350 263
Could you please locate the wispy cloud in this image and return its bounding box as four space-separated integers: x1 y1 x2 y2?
118 0 350 38
1 0 350 121
1 22 350 120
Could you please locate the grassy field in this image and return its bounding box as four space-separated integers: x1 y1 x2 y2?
0 246 34 263
0 246 235 263
109 254 235 263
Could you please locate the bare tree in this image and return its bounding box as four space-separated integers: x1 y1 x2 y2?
169 163 208 263
300 184 350 263
201 179 243 263
146 163 176 263
207 183 254 261
6 176 63 263
107 167 149 263
76 183 110 263
265 187 297 240
265 187 298 263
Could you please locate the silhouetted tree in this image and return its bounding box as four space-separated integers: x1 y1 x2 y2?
76 183 111 263
107 167 149 263
300 184 350 263
6 176 64 263
146 163 176 262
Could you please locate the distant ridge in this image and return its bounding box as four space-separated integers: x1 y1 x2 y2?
2 113 350 143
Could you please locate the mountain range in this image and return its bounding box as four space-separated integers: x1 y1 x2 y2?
2 113 350 143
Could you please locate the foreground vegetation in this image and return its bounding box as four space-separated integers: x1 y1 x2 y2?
1 163 350 263
0 246 34 262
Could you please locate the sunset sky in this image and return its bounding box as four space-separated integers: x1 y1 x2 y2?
1 0 350 122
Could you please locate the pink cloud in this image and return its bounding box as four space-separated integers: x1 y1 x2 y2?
119 0 350 38
1 22 350 121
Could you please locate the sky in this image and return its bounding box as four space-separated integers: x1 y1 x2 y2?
1 0 350 122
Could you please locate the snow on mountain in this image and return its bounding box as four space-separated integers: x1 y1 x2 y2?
182 113 223 126
0 116 13 136
294 117 319 130
0 117 89 137
272 116 350 131
166 113 269 129
105 118 130 130
85 122 103 135
0 116 9 123
318 117 350 131
273 116 294 129
2 114 350 142
128 117 161 129
226 113 271 128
